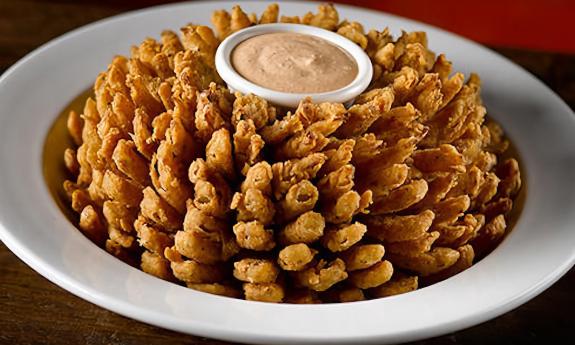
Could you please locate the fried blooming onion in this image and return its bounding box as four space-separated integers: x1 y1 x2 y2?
62 3 521 303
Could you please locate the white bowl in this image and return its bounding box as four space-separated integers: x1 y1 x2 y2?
215 23 373 108
0 1 575 344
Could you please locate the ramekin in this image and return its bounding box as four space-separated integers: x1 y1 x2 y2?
215 23 373 108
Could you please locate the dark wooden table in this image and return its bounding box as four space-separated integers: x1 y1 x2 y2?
1 1 574 344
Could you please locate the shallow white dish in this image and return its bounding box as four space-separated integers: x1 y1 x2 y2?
0 1 574 344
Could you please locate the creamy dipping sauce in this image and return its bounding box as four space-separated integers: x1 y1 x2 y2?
231 32 358 94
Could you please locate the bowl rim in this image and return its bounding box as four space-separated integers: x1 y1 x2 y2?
215 23 373 108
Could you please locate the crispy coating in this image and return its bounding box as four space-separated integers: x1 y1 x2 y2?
180 25 218 65
433 195 471 224
160 30 184 66
406 73 443 121
340 244 385 271
412 144 465 173
278 243 317 271
206 127 235 180
139 187 182 231
366 28 393 60
277 180 319 221
141 250 174 281
97 127 124 169
301 3 339 31
321 222 367 252
233 120 265 174
231 189 275 225
108 226 135 248
395 43 429 78
126 73 163 117
369 274 418 298
349 260 393 289
471 214 506 257
102 200 137 233
278 211 325 245
425 245 475 284
81 113 102 172
335 87 394 138
243 283 284 302
259 3 279 24
152 117 197 212
188 158 231 218
371 179 429 215
280 15 301 24
481 197 512 220
386 231 440 255
230 5 252 33
353 136 416 169
174 49 221 92
319 139 355 176
112 139 150 186
232 93 277 129
369 103 422 144
101 170 143 208
87 169 107 206
295 97 346 136
423 83 483 147
64 148 80 175
183 202 239 261
434 214 484 247
183 200 226 233
322 190 372 224
317 164 355 201
274 130 329 160
446 167 483 199
174 227 222 264
132 107 156 160
79 205 106 244
234 258 280 283
384 67 420 101
388 247 460 276
294 259 348 292
337 21 368 49
260 112 303 145
272 153 326 199
211 10 232 40
497 158 522 198
241 161 273 195
365 210 435 242
194 83 233 143
134 215 173 254
67 110 84 146
71 188 92 213
357 163 409 199
233 221 276 251
165 247 224 283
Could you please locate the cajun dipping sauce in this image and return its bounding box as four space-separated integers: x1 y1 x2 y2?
231 32 358 94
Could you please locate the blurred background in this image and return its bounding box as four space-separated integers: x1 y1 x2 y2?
1 0 574 106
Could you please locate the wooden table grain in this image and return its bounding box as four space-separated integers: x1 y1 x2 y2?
1 1 574 344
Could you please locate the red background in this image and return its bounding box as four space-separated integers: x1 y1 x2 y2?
333 0 575 53
21 0 574 53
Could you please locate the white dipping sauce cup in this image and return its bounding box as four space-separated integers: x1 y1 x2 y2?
215 23 373 108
